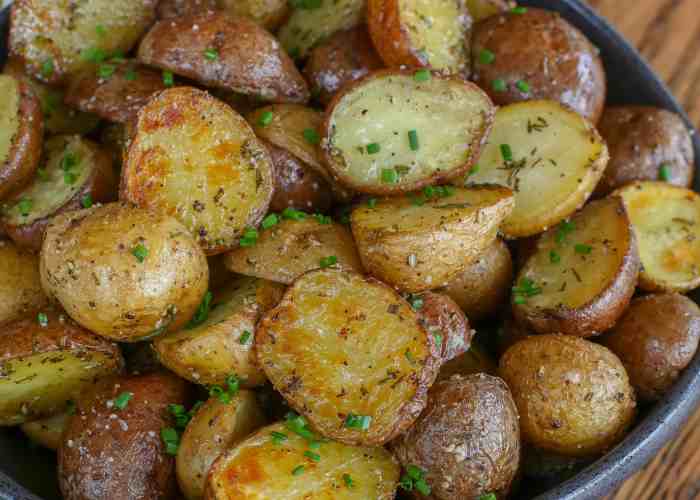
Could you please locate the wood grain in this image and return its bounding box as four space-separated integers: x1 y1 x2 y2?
588 1 700 498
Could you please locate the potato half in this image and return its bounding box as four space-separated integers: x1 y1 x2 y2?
351 186 514 292
154 276 285 387
0 310 124 425
205 421 400 499
322 70 494 194
463 100 608 237
257 269 440 445
512 197 640 337
615 181 700 292
0 239 48 324
122 87 274 255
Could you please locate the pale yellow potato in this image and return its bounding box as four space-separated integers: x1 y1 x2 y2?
21 412 68 450
351 186 514 292
205 421 400 499
465 0 512 21
0 239 48 324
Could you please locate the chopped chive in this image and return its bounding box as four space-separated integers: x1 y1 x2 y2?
131 244 148 263
366 142 381 155
381 168 398 184
319 255 338 268
37 312 48 327
114 391 133 410
555 220 576 244
203 48 219 60
270 431 288 444
160 427 180 455
415 479 431 495
261 213 279 229
399 465 430 494
292 465 305 476
187 291 213 329
511 6 528 14
549 250 560 264
239 227 259 247
405 349 415 363
343 473 354 488
285 412 316 441
124 68 138 81
313 213 332 224
478 49 496 65
413 69 431 82
163 70 174 87
500 144 513 162
659 163 672 181
304 450 321 462
478 494 497 500
239 330 252 344
492 78 507 92
17 198 32 217
433 332 443 348
516 80 530 93
408 130 419 151
282 207 307 220
258 110 274 127
575 243 592 254
308 440 321 450
64 171 77 184
513 295 526 305
512 277 542 304
367 198 377 208
81 47 107 63
226 374 240 394
41 58 54 78
60 152 78 171
468 164 480 176
344 413 371 430
302 128 320 145
95 24 107 36
408 294 423 310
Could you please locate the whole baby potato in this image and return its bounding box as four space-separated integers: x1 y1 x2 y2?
40 203 209 342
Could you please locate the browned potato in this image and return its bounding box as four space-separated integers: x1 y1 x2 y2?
257 269 440 445
512 197 640 338
303 27 383 106
350 186 514 292
1 135 117 251
367 0 472 75
224 217 364 285
0 239 48 324
615 181 700 293
393 374 521 499
9 0 158 84
466 0 512 21
0 74 43 200
414 291 474 364
58 372 191 500
500 335 636 457
439 238 513 321
100 123 130 170
471 7 606 123
600 294 700 402
154 276 285 387
322 69 494 194
157 0 289 31
205 421 400 498
122 87 274 255
21 412 68 450
594 106 695 196
138 12 309 104
0 310 124 426
65 61 168 124
40 203 209 342
177 392 267 500
437 342 498 381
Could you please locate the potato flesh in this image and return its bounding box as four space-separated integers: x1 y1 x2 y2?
0 241 47 323
0 76 19 165
465 100 607 237
207 422 399 499
329 74 490 191
465 0 508 21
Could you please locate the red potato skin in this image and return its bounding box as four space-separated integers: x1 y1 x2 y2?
58 372 192 500
303 26 384 106
416 292 474 364
137 12 309 104
0 78 43 200
471 8 606 123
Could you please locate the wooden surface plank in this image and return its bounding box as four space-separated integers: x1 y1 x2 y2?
587 1 700 498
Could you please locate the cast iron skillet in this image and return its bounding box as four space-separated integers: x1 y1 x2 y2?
1 1 700 499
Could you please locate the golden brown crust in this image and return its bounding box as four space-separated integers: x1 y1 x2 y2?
157 0 290 31
415 291 474 364
471 8 606 123
0 239 48 324
137 12 309 104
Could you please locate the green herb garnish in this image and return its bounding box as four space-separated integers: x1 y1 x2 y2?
492 78 507 92
344 413 371 430
319 255 337 268
259 110 274 127
302 128 320 145
37 312 48 327
131 243 148 263
478 49 496 65
203 48 219 60
366 142 381 155
114 392 133 410
187 291 213 328
414 69 431 82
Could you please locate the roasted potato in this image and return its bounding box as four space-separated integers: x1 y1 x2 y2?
471 7 606 123
0 310 124 426
1 135 117 251
303 27 383 106
350 186 514 292
0 74 43 200
40 203 209 342
100 123 130 170
414 292 474 364
367 0 472 75
122 87 275 255
437 341 498 381
257 269 441 445
500 335 636 457
9 0 158 84
138 13 309 104
278 0 365 60
154 276 285 387
463 100 608 238
0 239 48 324
322 69 495 194
177 392 267 500
58 372 191 500
205 421 400 499
157 0 289 31
20 411 68 451
439 238 513 321
615 181 700 292
465 0 512 21
393 373 520 499
600 293 700 402
595 106 695 196
512 197 640 338
65 61 168 124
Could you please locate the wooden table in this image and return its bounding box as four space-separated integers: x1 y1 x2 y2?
587 1 700 498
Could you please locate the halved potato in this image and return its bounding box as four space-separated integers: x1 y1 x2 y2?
2 135 117 251
0 239 48 324
0 74 43 200
223 218 364 285
513 197 639 337
122 87 274 255
178 392 267 500
138 13 309 104
415 291 474 364
278 0 366 60
463 100 608 238
205 421 400 499
0 310 124 425
615 181 700 292
157 0 289 31
21 412 68 450
257 269 440 445
9 0 157 84
154 276 285 387
351 186 514 292
367 0 471 75
466 0 512 21
322 70 494 194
